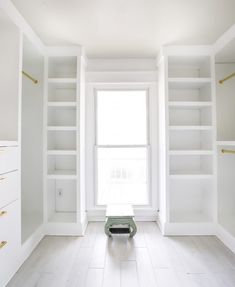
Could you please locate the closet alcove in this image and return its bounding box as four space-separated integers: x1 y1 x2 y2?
21 36 44 243
157 49 216 234
216 38 235 239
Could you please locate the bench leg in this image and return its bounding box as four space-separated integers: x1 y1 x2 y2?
129 218 137 237
105 218 113 237
105 218 137 237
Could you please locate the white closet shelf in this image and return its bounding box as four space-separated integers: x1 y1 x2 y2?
48 102 77 107
47 150 77 155
47 170 77 179
170 174 213 179
169 150 213 155
47 126 77 131
168 80 211 90
168 78 211 84
169 126 212 130
0 141 18 147
168 101 212 108
216 141 235 146
48 78 77 84
48 211 76 223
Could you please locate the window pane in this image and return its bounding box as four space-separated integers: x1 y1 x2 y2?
97 90 147 145
97 147 148 205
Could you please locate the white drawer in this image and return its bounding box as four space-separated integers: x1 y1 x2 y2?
0 146 18 175
0 171 19 209
0 201 20 286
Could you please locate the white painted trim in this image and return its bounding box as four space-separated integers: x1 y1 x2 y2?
45 223 84 236
213 24 235 56
45 46 82 57
164 45 213 56
216 224 235 253
86 82 158 213
19 224 45 263
6 225 45 286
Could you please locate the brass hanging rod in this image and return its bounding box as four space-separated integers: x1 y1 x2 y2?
221 149 235 154
22 71 38 84
219 72 235 84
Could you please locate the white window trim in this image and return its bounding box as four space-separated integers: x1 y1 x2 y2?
85 83 158 218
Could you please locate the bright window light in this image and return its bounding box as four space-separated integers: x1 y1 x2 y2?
97 90 147 145
96 90 149 205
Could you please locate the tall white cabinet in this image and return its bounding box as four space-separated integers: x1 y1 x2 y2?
0 3 87 285
45 48 87 235
157 47 216 235
0 8 21 286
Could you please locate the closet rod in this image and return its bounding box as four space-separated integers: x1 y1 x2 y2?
219 72 235 84
221 149 235 154
22 71 38 84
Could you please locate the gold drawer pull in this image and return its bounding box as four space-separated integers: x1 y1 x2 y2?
0 149 5 153
0 177 5 181
0 211 7 217
0 241 7 249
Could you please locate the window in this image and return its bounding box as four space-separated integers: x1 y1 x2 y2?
96 90 149 205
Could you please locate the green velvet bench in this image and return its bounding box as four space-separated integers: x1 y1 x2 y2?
105 204 137 237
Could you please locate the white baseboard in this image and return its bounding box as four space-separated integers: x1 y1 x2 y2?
156 215 164 234
216 223 235 253
45 222 85 236
81 214 88 235
6 224 45 286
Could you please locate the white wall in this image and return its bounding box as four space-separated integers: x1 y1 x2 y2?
0 12 20 140
21 36 44 242
216 63 235 141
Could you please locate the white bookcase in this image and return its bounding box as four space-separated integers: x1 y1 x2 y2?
45 48 87 235
157 47 216 235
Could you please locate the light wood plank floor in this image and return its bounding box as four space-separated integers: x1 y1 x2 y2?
8 222 235 287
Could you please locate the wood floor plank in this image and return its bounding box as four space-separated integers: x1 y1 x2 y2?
65 247 93 287
182 273 227 287
121 261 139 287
155 268 182 287
144 223 184 271
155 268 185 287
7 222 235 287
135 247 157 287
85 268 104 287
169 236 209 274
132 222 147 248
80 222 98 248
89 223 107 269
103 238 121 287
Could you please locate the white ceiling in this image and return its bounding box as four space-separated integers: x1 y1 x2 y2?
12 0 235 58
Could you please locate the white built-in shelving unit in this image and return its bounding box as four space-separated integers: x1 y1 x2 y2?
157 47 216 234
45 49 87 235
